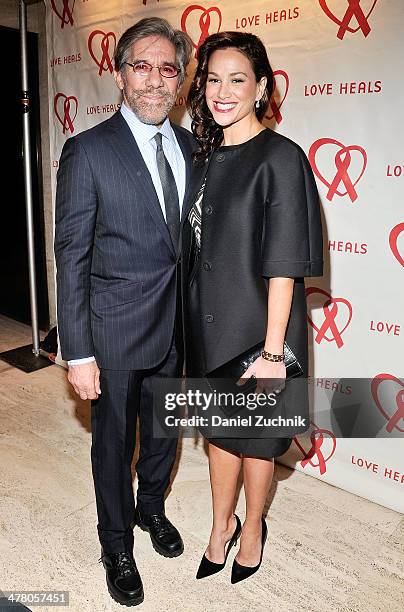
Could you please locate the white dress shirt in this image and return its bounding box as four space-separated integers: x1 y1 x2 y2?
68 103 186 366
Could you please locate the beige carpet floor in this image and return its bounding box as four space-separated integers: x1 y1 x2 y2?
0 314 403 612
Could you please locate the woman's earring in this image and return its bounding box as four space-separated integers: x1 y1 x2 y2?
255 99 260 109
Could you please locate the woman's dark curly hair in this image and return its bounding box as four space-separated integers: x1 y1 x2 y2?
187 31 274 163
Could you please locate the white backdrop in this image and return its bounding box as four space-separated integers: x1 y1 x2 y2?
45 0 404 513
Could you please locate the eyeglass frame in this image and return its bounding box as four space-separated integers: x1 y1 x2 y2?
124 61 180 79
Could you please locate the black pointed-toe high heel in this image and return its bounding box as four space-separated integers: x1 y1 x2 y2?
231 517 268 584
196 514 242 579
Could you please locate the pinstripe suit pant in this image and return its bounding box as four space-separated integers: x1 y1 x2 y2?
90 337 182 553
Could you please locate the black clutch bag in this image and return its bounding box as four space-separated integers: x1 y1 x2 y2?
205 340 303 394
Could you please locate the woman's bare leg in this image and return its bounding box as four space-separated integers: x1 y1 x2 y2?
204 442 242 563
236 456 274 566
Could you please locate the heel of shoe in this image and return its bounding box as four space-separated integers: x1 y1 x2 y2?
231 514 242 544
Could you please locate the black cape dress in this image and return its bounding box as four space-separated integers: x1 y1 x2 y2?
181 128 324 458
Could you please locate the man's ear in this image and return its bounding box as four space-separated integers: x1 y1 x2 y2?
114 69 124 91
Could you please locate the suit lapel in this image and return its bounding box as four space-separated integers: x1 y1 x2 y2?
171 124 194 223
171 124 212 225
107 112 175 255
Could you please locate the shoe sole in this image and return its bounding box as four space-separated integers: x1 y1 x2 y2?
136 521 184 558
106 583 144 607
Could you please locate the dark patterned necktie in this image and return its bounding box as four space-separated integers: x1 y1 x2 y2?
154 132 180 250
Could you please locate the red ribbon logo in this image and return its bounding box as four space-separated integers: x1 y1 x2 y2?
54 93 78 134
265 70 289 125
181 5 222 58
306 287 353 349
389 222 404 268
50 0 75 29
88 30 116 76
371 374 404 434
294 422 337 475
319 0 378 40
309 138 367 202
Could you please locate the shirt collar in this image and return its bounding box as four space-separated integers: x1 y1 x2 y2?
120 102 176 148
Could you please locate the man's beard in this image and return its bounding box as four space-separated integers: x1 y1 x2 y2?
124 86 177 125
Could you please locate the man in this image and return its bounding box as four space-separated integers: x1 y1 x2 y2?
54 18 194 607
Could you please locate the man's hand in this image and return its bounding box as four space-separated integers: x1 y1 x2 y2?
68 361 101 400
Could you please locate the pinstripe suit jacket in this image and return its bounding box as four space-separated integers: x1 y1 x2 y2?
54 111 197 370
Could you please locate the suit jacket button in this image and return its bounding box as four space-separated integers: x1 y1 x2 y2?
203 262 212 271
205 314 214 323
205 205 213 214
216 153 225 162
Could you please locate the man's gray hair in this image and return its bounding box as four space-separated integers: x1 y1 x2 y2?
114 17 193 84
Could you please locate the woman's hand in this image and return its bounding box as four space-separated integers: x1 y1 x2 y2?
237 356 286 395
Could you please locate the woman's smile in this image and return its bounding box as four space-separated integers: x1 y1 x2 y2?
212 101 238 113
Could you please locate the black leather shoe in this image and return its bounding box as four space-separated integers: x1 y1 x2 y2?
231 517 268 584
196 514 242 579
100 550 144 606
134 508 184 557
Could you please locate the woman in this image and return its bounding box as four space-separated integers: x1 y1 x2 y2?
183 31 323 584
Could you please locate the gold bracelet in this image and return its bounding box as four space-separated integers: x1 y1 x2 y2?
261 350 284 362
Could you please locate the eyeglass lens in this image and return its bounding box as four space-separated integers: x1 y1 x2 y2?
132 62 178 78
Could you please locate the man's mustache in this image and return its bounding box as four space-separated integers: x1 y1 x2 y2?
132 88 172 99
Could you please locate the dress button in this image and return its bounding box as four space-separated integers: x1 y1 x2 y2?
205 314 214 323
203 262 212 271
216 153 225 162
205 205 213 214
